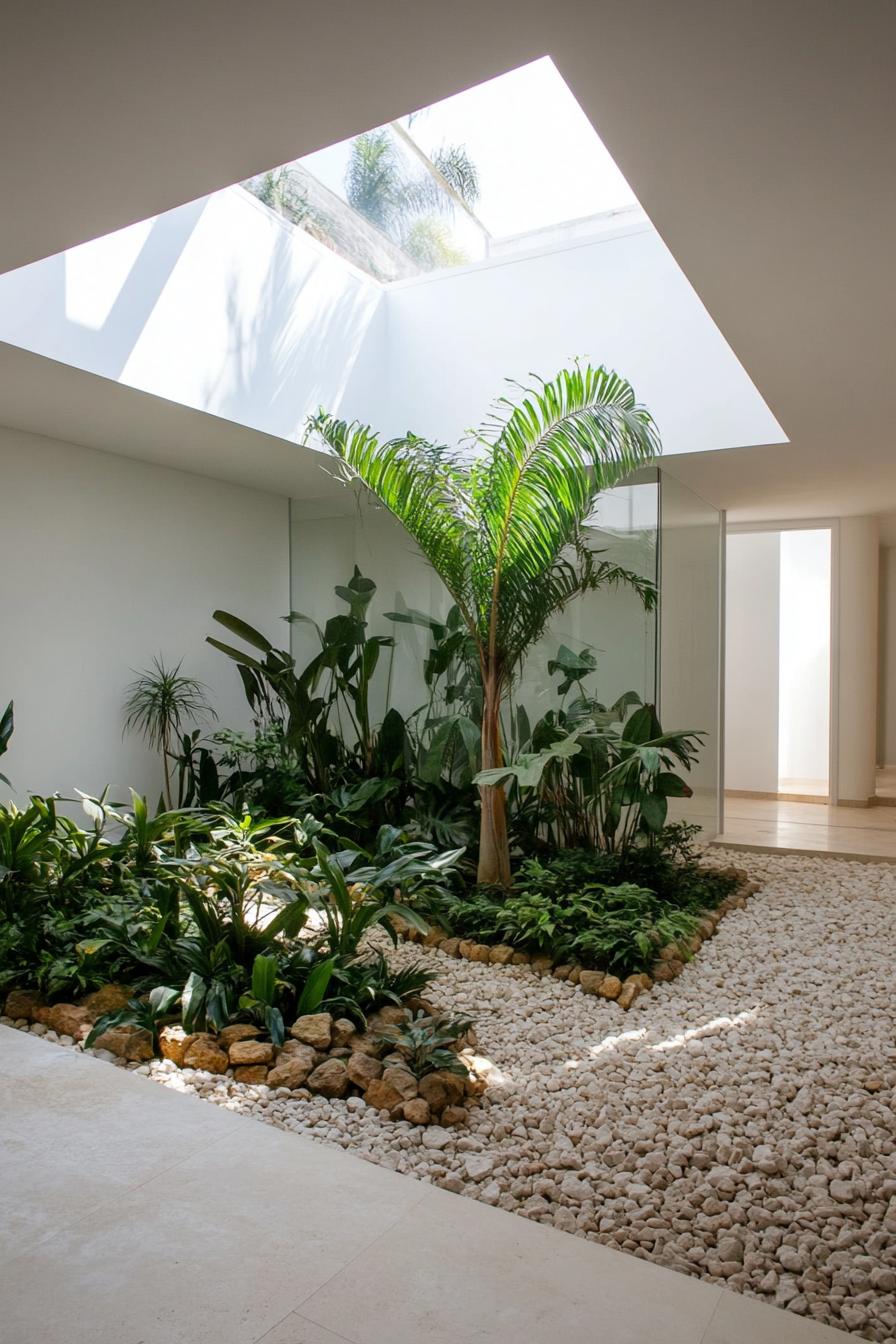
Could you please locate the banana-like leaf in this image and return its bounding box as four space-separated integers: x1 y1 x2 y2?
211 611 273 653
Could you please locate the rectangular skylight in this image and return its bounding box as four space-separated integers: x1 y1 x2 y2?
243 56 640 283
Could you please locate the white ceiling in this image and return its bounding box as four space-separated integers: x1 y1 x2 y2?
1 1 894 522
0 343 350 505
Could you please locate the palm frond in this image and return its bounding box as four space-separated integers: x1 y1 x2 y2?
307 412 478 632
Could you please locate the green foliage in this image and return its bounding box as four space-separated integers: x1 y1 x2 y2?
0 699 13 787
84 985 180 1053
309 362 660 885
435 835 735 977
328 952 435 1026
123 658 216 809
374 1009 473 1079
307 841 428 960
238 954 285 1045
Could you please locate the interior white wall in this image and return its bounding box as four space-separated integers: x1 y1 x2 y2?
366 227 784 456
0 188 383 444
877 547 896 766
837 515 879 803
724 531 780 793
0 426 288 804
778 529 830 786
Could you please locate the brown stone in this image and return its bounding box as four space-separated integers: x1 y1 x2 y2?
218 1024 262 1050
488 944 515 965
290 1012 333 1050
617 979 642 1010
4 988 45 1021
552 963 573 980
458 939 477 960
92 1025 153 1061
530 955 553 975
381 1065 418 1100
630 972 653 991
441 1105 468 1126
658 943 680 962
364 1078 404 1111
471 941 492 961
80 984 132 1016
229 1039 274 1066
438 937 461 957
267 1051 315 1088
567 966 581 984
464 1075 488 1098
579 969 606 995
422 926 445 947
597 975 623 1000
510 951 531 965
183 1037 229 1073
331 1017 357 1048
401 1098 431 1125
233 1065 269 1084
159 1025 189 1066
346 1051 384 1088
388 913 410 938
698 918 717 939
686 934 703 954
350 1031 386 1058
651 961 677 983
307 1058 348 1097
418 1068 465 1113
36 1003 93 1038
367 1005 408 1030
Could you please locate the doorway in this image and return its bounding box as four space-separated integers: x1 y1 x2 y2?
725 525 833 803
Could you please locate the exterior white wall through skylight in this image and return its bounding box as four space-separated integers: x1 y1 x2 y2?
0 201 784 472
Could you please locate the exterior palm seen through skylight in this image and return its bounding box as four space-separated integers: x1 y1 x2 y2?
243 57 640 283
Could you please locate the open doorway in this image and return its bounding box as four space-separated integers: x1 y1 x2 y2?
725 525 832 803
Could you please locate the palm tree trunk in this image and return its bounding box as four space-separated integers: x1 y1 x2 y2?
477 670 512 887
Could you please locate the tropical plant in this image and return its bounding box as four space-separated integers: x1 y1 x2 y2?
0 699 13 788
374 1009 473 1079
122 658 217 809
307 840 429 960
84 985 180 1055
344 129 478 267
309 363 660 885
238 953 286 1045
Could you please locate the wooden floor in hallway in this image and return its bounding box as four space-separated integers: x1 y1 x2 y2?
716 793 896 860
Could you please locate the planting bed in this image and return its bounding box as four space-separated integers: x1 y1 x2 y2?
5 849 895 1340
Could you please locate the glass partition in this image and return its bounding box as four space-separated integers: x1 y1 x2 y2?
658 471 724 838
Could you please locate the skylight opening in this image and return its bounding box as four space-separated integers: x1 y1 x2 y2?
242 56 640 283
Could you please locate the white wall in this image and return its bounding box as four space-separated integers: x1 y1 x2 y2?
837 515 879 803
778 529 830 786
877 547 896 766
0 198 782 464
724 531 780 793
0 426 288 803
0 189 383 444
367 227 784 455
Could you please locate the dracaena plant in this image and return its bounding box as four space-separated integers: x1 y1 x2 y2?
308 363 660 887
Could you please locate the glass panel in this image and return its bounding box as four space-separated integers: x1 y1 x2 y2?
658 471 723 838
516 474 659 717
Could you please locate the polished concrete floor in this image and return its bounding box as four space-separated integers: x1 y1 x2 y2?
0 1026 846 1344
716 793 896 859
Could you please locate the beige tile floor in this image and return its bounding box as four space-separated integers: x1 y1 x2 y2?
716 793 896 860
0 1026 846 1344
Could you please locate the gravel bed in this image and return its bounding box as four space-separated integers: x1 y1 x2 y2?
12 849 896 1339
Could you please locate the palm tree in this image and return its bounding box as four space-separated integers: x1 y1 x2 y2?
123 658 217 809
309 364 660 887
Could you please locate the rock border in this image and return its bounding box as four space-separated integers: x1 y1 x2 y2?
0 992 487 1128
393 865 761 1010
